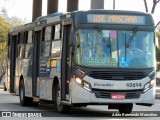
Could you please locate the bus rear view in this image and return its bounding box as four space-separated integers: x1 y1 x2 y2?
71 10 156 113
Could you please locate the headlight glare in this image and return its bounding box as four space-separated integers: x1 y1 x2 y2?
75 77 92 92
150 79 155 86
75 77 83 85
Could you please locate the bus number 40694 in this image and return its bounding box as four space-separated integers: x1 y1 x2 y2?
126 83 142 87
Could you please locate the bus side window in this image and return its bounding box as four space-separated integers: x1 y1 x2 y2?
25 30 33 58
17 32 25 58
41 42 51 57
25 44 33 58
51 24 61 58
27 30 33 43
19 45 25 58
54 24 61 39
41 26 51 57
16 33 20 58
45 26 51 41
51 26 55 39
24 31 28 44
51 41 61 58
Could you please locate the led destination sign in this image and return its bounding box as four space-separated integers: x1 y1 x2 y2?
86 14 145 25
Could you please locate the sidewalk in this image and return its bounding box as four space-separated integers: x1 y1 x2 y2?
0 84 3 89
0 88 9 94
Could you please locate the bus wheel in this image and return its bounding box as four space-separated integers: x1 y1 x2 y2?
118 103 133 114
19 80 33 106
3 82 7 91
55 84 71 113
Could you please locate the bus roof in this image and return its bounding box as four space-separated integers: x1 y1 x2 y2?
8 10 154 33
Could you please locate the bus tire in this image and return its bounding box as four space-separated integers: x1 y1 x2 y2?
4 82 7 91
55 84 71 114
118 103 133 114
19 80 33 106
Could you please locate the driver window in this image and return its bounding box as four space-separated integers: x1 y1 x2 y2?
75 30 118 67
75 31 82 63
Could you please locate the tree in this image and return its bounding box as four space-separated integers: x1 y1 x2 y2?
143 0 160 13
9 16 25 27
0 8 25 27
151 0 160 13
0 16 10 83
143 0 148 12
156 23 160 61
0 2 24 84
156 28 160 70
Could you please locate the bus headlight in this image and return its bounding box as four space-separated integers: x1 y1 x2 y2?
75 77 92 92
144 79 155 92
75 77 83 85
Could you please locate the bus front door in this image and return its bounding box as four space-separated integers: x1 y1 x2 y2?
61 22 72 101
10 35 17 93
32 30 41 97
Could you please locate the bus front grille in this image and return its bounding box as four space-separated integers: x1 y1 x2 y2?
93 89 142 99
88 71 147 80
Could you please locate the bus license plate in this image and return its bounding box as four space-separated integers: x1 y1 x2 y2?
111 94 126 100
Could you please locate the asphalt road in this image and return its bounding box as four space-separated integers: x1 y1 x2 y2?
0 89 160 120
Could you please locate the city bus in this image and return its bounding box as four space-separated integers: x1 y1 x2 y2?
6 10 156 114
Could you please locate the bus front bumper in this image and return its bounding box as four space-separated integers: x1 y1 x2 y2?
70 79 155 105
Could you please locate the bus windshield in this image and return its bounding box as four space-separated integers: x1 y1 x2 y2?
74 29 155 69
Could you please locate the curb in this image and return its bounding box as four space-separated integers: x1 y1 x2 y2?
0 85 4 89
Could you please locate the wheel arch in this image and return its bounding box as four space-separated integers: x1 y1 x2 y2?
19 75 24 87
19 75 24 95
52 76 60 102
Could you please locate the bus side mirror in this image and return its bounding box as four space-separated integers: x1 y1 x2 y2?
69 32 74 46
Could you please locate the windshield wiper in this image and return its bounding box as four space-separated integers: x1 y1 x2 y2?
125 27 138 48
95 26 111 48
